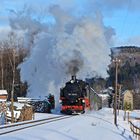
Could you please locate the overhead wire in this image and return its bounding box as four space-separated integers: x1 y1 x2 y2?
129 14 140 39
122 0 140 46
120 0 132 43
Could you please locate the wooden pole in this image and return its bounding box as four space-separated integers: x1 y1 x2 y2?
114 58 119 126
124 110 126 121
11 49 16 123
0 48 4 89
11 90 14 123
118 85 121 115
127 111 129 123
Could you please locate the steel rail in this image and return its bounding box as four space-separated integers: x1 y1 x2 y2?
0 115 65 129
0 115 72 135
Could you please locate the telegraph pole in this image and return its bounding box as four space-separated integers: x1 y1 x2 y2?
113 58 120 126
117 84 122 115
11 90 14 123
11 49 16 123
0 47 4 89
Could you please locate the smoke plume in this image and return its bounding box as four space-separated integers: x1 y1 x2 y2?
9 3 115 106
65 50 84 76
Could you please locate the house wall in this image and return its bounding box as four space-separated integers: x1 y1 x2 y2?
123 90 133 110
0 95 7 100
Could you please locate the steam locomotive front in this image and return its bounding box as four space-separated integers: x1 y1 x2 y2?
63 76 83 103
60 76 87 114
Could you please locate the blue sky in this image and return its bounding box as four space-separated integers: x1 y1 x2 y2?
0 0 140 47
104 9 140 46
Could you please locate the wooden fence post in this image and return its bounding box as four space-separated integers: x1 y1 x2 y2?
127 111 129 123
124 110 126 121
132 124 134 137
136 128 137 138
138 129 140 140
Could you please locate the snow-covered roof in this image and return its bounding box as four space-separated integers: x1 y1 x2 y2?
98 94 109 98
108 87 114 90
17 97 32 103
0 90 8 95
90 87 99 96
122 90 132 95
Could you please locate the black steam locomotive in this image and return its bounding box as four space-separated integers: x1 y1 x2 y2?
60 76 102 114
60 76 88 114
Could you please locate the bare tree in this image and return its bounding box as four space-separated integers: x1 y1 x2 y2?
0 44 4 89
0 31 28 97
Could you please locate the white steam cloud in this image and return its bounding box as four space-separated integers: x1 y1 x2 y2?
9 4 115 105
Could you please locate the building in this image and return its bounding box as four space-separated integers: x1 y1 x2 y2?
0 90 7 125
122 90 140 110
122 90 133 110
98 94 109 107
0 90 8 102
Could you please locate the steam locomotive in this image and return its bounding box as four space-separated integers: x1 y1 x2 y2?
60 76 102 114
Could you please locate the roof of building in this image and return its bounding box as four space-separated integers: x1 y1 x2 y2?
0 90 8 95
122 90 133 96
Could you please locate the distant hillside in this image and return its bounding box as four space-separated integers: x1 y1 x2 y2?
107 46 140 93
111 46 140 66
112 46 140 54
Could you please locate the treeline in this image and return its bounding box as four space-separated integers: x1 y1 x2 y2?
87 60 140 94
107 61 140 93
86 77 106 93
88 46 140 93
0 32 28 100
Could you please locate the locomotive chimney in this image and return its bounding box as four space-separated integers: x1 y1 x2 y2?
71 75 76 81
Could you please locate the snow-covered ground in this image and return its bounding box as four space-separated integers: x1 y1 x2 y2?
130 110 140 128
130 110 140 119
132 120 140 128
0 108 138 140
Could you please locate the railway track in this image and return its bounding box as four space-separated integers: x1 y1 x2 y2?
0 115 72 135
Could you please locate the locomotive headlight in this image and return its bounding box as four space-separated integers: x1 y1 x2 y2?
59 100 62 103
82 100 85 103
70 80 74 83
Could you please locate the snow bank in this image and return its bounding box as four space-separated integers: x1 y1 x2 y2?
0 108 134 140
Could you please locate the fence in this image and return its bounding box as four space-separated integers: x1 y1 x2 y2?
129 121 140 140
